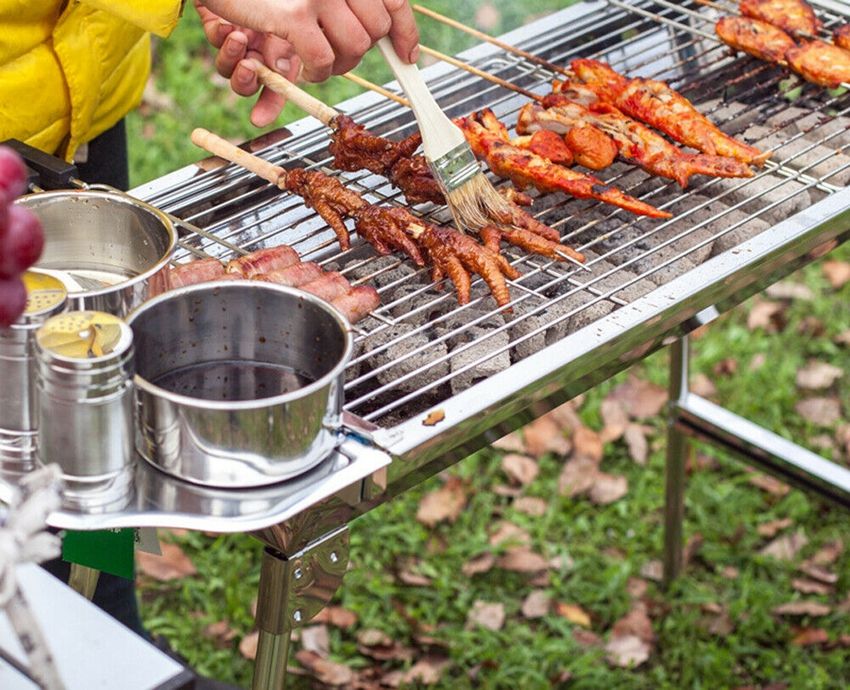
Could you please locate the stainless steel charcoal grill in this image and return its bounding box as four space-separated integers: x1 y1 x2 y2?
40 0 850 686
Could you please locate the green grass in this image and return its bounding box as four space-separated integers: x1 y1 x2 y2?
133 4 850 689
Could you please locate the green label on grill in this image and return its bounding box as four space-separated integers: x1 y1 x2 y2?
62 528 135 579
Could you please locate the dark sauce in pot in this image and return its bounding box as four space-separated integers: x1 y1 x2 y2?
152 361 314 401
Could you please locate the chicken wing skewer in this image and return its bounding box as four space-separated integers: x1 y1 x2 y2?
457 109 673 219
715 16 850 89
518 85 754 187
570 58 771 165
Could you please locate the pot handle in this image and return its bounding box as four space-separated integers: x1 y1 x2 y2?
1 139 78 190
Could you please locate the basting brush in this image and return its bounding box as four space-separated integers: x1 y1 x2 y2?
376 37 512 233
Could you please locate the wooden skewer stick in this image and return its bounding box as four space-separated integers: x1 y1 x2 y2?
342 72 411 107
417 44 543 102
413 4 575 79
249 59 339 126
191 128 288 188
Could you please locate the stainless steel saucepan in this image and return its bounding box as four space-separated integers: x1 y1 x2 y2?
127 281 353 487
17 189 176 317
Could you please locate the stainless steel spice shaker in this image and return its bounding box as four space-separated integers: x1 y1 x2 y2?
34 310 136 511
0 272 68 476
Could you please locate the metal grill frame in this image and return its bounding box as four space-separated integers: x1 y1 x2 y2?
128 0 850 493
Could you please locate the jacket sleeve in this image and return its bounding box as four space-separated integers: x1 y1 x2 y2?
81 0 184 38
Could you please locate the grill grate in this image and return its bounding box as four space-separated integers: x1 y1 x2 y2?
139 0 850 426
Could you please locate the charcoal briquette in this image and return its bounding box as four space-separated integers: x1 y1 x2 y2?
448 325 511 394
363 323 449 393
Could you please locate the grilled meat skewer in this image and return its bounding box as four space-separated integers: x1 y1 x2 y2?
836 25 850 51
716 15 797 62
457 109 672 219
519 88 753 188
786 40 850 88
740 0 821 39
571 59 770 165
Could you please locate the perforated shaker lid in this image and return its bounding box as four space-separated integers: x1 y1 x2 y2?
20 271 67 320
36 311 133 361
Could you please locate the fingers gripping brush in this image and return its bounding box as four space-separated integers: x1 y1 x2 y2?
376 37 512 233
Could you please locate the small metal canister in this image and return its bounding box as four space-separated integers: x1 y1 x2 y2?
0 272 68 476
35 310 135 511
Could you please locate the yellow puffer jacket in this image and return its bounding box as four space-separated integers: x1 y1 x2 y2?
0 1 183 161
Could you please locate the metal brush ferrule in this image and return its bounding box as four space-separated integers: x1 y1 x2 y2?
429 143 481 192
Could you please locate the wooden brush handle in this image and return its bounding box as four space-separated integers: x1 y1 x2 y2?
249 59 338 126
190 128 286 186
376 37 466 160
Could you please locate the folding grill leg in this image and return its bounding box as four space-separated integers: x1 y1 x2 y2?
252 527 350 690
663 336 690 587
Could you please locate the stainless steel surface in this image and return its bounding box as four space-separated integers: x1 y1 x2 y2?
663 336 689 586
46 0 850 533
35 311 135 511
18 190 176 317
252 527 349 690
128 281 353 488
0 273 67 475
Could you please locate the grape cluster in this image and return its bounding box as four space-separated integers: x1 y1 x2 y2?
0 147 44 326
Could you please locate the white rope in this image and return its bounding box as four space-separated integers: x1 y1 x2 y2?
0 464 66 690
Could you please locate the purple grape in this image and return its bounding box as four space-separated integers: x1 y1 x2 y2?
0 147 27 200
0 277 26 327
0 205 44 278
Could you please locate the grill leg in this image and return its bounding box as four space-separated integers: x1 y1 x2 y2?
252 527 349 690
663 336 690 587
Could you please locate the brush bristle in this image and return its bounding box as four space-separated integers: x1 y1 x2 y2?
445 173 513 233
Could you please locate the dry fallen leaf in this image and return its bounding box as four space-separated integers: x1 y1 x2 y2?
795 398 842 427
492 431 525 453
462 552 496 577
558 457 599 497
792 627 829 647
397 561 433 587
137 541 197 582
796 361 844 390
521 590 551 619
546 401 583 431
402 657 451 686
823 260 850 289
555 602 592 628
835 330 850 347
757 517 793 538
589 473 629 505
573 426 604 462
748 473 791 497
605 634 650 668
798 562 838 584
690 373 717 398
301 625 330 657
624 424 649 465
773 601 831 617
467 601 505 631
489 521 531 547
239 631 259 661
203 620 238 648
609 377 668 418
573 628 602 647
792 578 833 596
747 299 784 332
714 358 739 376
313 606 358 629
612 604 654 643
501 453 539 486
512 496 548 517
416 476 467 527
760 529 809 561
765 281 814 301
524 416 570 457
641 560 663 582
810 538 844 566
600 398 629 442
700 604 735 636
626 578 649 600
356 637 413 662
356 628 392 647
497 547 550 573
474 0 500 31
294 650 354 686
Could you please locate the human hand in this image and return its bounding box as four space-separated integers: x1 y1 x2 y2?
0 147 44 327
198 0 420 84
196 2 302 127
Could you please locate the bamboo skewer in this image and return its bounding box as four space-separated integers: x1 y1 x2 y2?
413 4 575 79
250 60 338 126
417 44 543 101
192 128 288 188
342 72 410 107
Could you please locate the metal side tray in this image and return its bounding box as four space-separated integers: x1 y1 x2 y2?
44 423 390 534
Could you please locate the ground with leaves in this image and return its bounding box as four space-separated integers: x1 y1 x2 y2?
132 3 850 689
138 250 850 689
